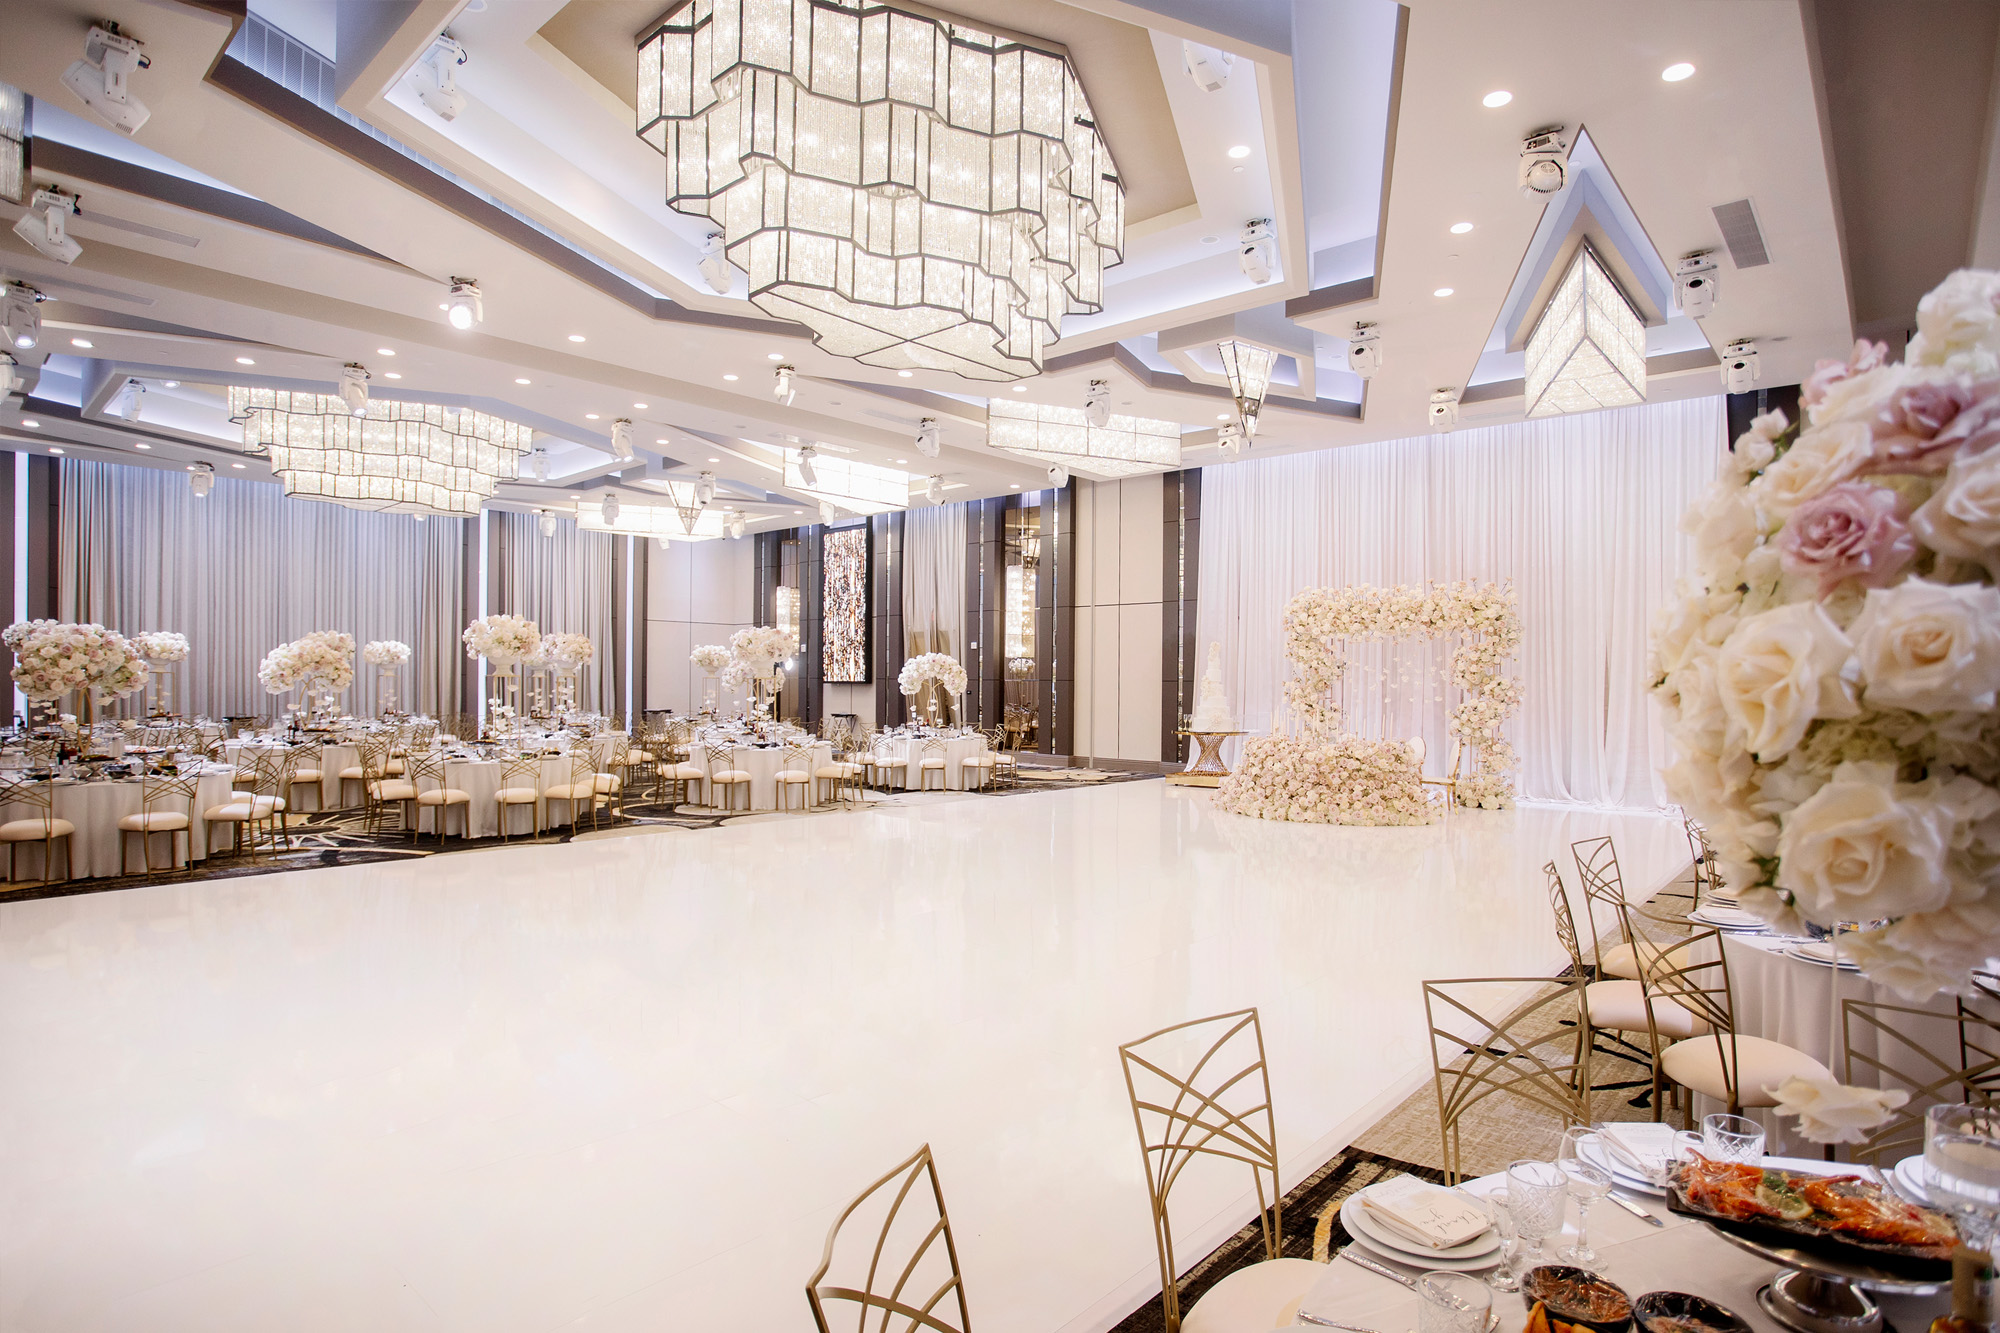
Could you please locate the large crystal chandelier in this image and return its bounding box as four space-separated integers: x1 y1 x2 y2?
637 0 1124 382
1523 243 1646 417
227 388 532 516
987 400 1181 479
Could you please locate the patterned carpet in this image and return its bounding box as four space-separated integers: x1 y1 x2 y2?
0 766 1158 904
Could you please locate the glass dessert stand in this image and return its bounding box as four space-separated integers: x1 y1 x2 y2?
1167 729 1245 788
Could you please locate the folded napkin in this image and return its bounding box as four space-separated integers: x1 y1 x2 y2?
1600 1122 1676 1182
1359 1174 1490 1249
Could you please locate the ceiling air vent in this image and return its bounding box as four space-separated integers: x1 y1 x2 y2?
1711 199 1770 268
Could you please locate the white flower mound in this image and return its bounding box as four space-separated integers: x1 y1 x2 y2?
462 615 541 664
259 630 355 694
729 625 798 670
690 644 730 673
6 621 150 700
133 631 190 663
535 633 595 670
1650 265 2000 1000
363 639 412 666
898 652 968 697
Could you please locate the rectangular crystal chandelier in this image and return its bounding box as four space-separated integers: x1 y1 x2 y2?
987 400 1182 479
575 486 727 541
1216 340 1275 435
637 0 1124 381
228 387 532 516
783 453 908 514
1523 244 1647 417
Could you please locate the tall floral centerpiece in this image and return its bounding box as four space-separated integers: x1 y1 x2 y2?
6 621 150 723
537 633 594 715
691 643 730 715
462 614 540 723
259 630 355 722
363 639 411 717
898 651 969 726
1654 266 2000 1026
132 631 189 719
730 625 799 720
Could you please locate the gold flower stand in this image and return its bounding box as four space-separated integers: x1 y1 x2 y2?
1167 729 1245 788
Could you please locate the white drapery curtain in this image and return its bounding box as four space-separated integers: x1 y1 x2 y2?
58 460 468 721
490 511 620 714
902 503 966 658
1195 395 1726 808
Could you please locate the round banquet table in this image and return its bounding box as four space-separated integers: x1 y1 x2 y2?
409 754 603 839
1686 928 1964 1154
691 741 835 810
224 738 361 812
870 732 988 790
0 766 240 880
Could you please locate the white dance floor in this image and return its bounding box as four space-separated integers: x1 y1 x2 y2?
0 782 1685 1333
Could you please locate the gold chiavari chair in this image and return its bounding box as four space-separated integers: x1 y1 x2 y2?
1632 917 1829 1121
960 730 998 791
863 729 910 792
1842 996 2000 1166
986 724 1018 788
407 754 472 844
117 770 200 877
339 736 390 813
593 736 629 823
24 738 58 770
1419 737 1462 811
625 724 663 802
812 732 864 809
1570 836 1693 983
1118 1009 1319 1333
917 736 949 792
660 721 704 807
1681 813 1719 908
776 743 813 812
543 752 606 832
203 749 290 860
805 1145 971 1333
0 772 74 883
494 755 543 841
701 742 752 812
284 742 325 814
1425 975 1591 1184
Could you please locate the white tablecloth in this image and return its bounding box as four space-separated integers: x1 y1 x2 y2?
407 755 601 839
871 733 989 790
1688 929 1961 1153
0 767 240 879
691 742 835 810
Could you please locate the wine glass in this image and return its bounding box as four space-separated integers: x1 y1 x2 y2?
1558 1126 1615 1268
1506 1159 1567 1265
1702 1113 1766 1165
1482 1188 1523 1293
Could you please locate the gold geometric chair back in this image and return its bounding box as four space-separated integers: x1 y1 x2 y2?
1546 861 1587 980
1570 835 1631 975
1680 813 1714 907
1964 974 2000 1098
806 1144 970 1333
1843 997 2000 1165
1424 977 1588 1183
1629 922 1750 1109
24 738 58 768
1118 1008 1282 1333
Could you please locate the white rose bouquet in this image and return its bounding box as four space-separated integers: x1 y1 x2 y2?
1651 267 2000 1001
462 614 541 663
363 639 412 667
260 631 354 693
536 633 594 669
719 660 754 691
898 652 968 697
132 631 190 662
1217 734 1432 826
690 644 731 673
729 624 798 670
8 622 149 699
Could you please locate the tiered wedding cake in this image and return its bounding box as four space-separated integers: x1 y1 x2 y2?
1189 643 1233 731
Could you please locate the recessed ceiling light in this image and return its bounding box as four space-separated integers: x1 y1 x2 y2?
767 352 784 361
898 370 912 378
1227 145 1251 159
1662 62 1695 82
1201 235 1220 245
20 419 38 428
236 356 255 365
231 461 245 468
70 338 92 349
723 374 739 381
1009 483 1019 489
794 509 803 514
633 402 648 409
1482 90 1512 108
384 371 402 379
584 413 600 420
567 334 586 343
1231 165 1245 174
134 441 150 449
47 447 64 455
571 493 582 499
708 456 719 461
1216 413 1230 421
896 458 907 464
377 347 395 356
1012 385 1027 392
1434 287 1455 297
1450 222 1474 234
162 381 179 388
515 377 531 385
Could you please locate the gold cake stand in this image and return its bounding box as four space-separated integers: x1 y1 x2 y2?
1167 729 1246 787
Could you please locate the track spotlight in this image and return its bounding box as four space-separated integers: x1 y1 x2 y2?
0 354 19 400
1429 387 1460 432
1238 218 1276 285
698 231 733 295
113 378 143 422
337 363 369 416
601 491 620 526
819 500 836 523
1674 251 1719 319
1346 322 1382 379
656 535 669 551
796 445 817 487
1046 463 1069 487
413 33 467 121
1721 340 1760 393
445 278 482 330
413 514 426 523
773 364 796 405
726 510 746 539
695 470 716 506
13 187 82 265
1084 379 1110 428
610 418 635 462
1217 422 1245 456
915 417 941 459
528 448 549 482
187 461 214 497
1182 40 1234 92
925 474 944 505
1518 126 1569 198
3 284 44 351
62 22 150 135
538 509 557 537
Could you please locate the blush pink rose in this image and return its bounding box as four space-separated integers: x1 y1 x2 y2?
1777 482 1919 596
1864 378 2000 475
1803 340 1890 412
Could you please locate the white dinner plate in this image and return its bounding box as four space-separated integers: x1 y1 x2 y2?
1579 1137 1665 1197
1349 1187 1500 1259
1688 905 1766 931
1785 940 1860 971
1339 1195 1499 1269
1892 1155 1932 1205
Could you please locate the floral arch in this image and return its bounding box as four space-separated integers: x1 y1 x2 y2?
1217 581 1523 824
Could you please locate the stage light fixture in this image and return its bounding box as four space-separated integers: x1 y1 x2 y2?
773 364 795 404
697 231 732 295
1217 422 1245 456
62 22 150 135
601 491 620 526
925 475 944 504
818 500 836 523
1046 463 1069 487
113 378 143 422
1182 40 1233 92
915 417 940 459
1084 379 1110 428
1429 387 1460 432
1674 251 1719 319
694 471 716 506
187 461 214 497
1519 127 1569 198
610 417 636 462
538 509 557 537
4 283 44 351
337 363 369 416
1722 340 1760 393
445 278 482 329
13 187 82 265
795 445 817 487
1346 323 1382 379
528 448 549 481
1238 218 1276 284
726 510 746 538
0 354 17 400
413 34 467 121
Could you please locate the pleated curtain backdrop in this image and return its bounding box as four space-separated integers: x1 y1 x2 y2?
489 511 620 712
57 460 468 721
1194 395 1726 809
901 503 966 657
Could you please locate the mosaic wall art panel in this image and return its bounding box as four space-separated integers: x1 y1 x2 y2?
822 526 869 682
